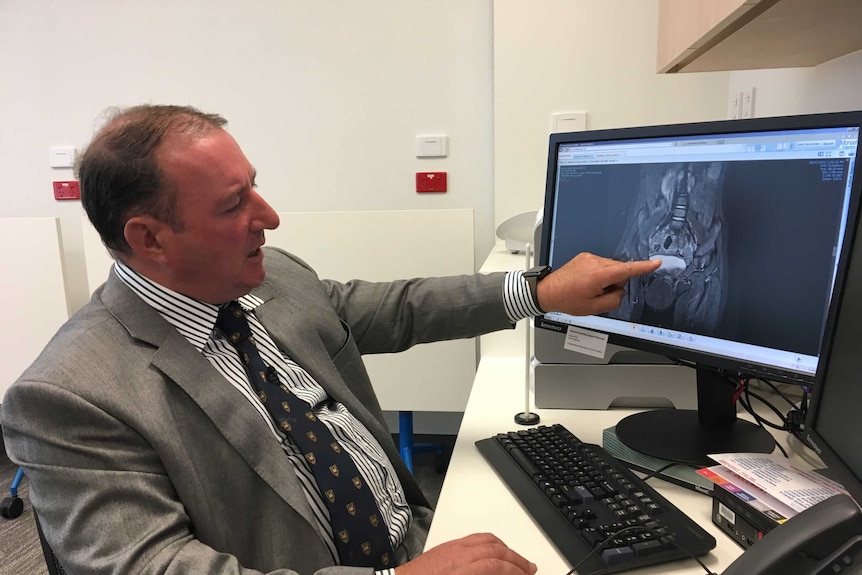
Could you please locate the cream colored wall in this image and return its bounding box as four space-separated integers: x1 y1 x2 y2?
2 1 736 316
728 49 862 117
0 1 494 314
493 0 731 226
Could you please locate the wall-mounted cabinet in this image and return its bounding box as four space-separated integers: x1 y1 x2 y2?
657 0 862 73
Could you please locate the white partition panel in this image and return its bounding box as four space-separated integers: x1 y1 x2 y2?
81 210 477 412
1 218 69 401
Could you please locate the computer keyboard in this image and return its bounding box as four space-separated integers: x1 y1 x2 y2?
476 424 716 575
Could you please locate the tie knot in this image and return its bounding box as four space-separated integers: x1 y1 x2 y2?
216 301 252 345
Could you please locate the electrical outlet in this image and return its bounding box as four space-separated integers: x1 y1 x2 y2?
416 172 447 193
53 180 80 201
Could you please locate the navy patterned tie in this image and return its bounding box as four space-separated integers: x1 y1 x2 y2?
216 301 394 569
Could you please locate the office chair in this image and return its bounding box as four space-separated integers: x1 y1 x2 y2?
1 466 25 518
1 467 66 574
33 510 66 575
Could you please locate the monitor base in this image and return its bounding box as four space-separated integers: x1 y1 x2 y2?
615 409 776 468
602 426 715 494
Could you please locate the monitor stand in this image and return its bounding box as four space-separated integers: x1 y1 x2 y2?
614 368 777 468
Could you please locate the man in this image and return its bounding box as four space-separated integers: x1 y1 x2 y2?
1 105 660 575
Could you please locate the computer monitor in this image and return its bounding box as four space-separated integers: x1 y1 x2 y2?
537 111 862 467
804 200 862 505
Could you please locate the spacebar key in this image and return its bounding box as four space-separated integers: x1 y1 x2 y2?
601 546 635 566
506 446 542 479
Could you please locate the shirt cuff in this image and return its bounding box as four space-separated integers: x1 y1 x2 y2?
502 270 545 323
375 569 396 575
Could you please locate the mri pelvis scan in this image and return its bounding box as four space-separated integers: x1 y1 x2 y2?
609 162 727 333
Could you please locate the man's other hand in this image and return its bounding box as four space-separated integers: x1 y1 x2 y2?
394 533 537 575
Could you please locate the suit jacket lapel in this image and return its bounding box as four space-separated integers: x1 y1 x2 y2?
99 271 319 530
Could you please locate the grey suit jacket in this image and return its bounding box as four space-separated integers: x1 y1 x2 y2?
1 248 513 575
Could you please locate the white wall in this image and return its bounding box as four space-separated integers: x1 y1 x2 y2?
728 49 862 117
7 1 861 313
493 0 731 226
0 0 495 313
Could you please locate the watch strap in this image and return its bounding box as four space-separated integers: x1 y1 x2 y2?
523 265 551 314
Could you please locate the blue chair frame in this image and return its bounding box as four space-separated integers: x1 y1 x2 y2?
398 411 446 474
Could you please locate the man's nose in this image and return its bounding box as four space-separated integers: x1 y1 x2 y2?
251 190 280 230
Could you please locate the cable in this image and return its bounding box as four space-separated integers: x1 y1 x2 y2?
740 381 797 432
662 362 811 457
735 382 787 457
639 461 679 482
755 378 803 410
735 376 819 458
741 377 809 437
742 388 788 430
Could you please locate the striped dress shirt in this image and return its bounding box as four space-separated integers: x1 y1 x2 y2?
115 261 541 573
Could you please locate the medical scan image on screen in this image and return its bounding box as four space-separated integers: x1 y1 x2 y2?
544 123 857 380
609 161 727 333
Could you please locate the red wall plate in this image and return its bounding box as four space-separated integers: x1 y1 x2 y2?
416 172 447 193
53 180 80 200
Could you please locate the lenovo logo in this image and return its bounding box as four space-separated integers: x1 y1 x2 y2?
537 320 564 333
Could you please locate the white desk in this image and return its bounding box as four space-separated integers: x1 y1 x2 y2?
424 357 743 574
426 356 754 573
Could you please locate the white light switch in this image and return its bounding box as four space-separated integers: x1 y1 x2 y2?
741 87 756 119
415 135 448 158
49 146 76 168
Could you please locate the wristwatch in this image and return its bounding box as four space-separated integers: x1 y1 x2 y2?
523 265 551 312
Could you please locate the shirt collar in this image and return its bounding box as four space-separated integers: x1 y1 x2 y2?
114 261 264 352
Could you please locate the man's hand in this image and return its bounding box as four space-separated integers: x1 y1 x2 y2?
536 253 661 316
394 533 537 575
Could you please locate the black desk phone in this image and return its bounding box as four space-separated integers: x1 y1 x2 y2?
720 494 862 575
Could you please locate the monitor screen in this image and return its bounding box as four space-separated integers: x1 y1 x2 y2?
537 111 862 466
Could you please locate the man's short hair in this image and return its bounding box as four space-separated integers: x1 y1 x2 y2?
78 104 227 256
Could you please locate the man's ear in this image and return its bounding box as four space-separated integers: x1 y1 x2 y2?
124 216 171 263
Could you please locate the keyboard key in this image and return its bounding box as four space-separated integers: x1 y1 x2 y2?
633 540 665 557
601 546 635 565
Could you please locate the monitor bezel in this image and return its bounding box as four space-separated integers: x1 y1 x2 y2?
537 111 862 387
803 201 862 504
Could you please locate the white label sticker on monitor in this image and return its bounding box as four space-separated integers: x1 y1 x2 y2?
563 326 608 359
